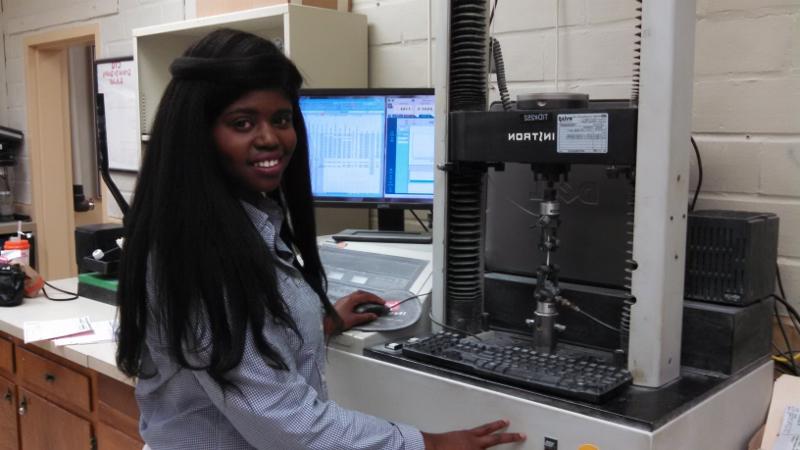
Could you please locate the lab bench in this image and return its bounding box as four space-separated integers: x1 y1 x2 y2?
0 278 140 450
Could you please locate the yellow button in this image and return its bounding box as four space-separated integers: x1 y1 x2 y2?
578 445 599 450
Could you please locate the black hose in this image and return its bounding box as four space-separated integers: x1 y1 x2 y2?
95 93 130 216
491 38 512 111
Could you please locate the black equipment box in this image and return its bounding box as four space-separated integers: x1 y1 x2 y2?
448 104 638 166
681 297 773 375
684 210 779 305
75 223 124 274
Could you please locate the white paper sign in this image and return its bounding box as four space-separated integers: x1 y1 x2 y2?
96 58 140 171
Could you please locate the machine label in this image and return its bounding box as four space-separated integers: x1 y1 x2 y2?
556 113 609 154
521 112 551 122
507 131 555 142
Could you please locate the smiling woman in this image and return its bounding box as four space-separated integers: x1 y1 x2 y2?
114 28 524 450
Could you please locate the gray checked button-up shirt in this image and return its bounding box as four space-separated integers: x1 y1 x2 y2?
135 197 425 450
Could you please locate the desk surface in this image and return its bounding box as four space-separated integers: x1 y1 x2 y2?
0 239 433 387
0 278 129 384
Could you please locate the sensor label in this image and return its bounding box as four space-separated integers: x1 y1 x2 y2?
556 113 609 154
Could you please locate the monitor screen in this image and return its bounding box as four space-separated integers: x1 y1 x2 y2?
299 89 435 208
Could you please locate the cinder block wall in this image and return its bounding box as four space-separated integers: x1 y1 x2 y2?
354 0 800 312
691 0 800 312
0 0 797 309
0 0 189 219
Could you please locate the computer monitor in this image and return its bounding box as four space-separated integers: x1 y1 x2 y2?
299 88 435 241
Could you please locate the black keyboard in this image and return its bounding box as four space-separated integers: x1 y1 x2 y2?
401 331 633 403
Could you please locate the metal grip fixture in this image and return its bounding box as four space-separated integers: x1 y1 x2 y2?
527 180 564 353
532 299 559 353
18 396 27 416
3 388 11 403
44 372 56 383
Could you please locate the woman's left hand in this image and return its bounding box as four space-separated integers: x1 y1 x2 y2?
327 290 385 334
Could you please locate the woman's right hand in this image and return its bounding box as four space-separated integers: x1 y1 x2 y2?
422 419 526 449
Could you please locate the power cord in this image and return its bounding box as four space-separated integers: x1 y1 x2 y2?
773 296 799 375
42 281 79 301
409 210 430 233
427 311 484 341
489 0 500 25
387 291 431 310
771 265 800 375
690 136 703 211
556 297 621 333
776 267 800 333
383 290 484 340
773 343 800 365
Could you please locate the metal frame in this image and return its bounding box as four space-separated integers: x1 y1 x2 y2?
629 0 697 387
433 0 698 388
430 0 452 330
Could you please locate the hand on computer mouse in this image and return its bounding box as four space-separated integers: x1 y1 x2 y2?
353 302 391 316
330 290 386 332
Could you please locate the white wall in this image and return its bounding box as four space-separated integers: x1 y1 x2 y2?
0 0 797 307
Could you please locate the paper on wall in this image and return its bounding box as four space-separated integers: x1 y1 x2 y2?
23 316 93 343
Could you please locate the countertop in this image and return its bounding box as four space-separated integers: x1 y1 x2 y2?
0 277 131 385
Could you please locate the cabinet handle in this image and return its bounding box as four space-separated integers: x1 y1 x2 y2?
44 372 56 383
18 396 27 416
3 388 11 403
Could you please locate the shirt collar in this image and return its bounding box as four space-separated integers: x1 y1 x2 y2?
240 196 293 259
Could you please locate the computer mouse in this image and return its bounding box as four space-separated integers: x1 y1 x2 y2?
353 302 391 316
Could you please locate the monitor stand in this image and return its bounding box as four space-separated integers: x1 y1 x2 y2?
331 209 432 244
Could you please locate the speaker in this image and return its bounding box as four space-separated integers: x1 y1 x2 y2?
684 210 779 305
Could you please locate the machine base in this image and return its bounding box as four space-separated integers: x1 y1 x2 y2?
327 347 772 449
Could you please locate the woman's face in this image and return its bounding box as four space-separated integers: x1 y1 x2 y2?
212 89 297 194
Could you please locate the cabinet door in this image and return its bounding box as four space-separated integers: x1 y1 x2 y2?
0 377 19 450
95 423 142 450
18 388 92 450
0 337 13 377
17 348 91 413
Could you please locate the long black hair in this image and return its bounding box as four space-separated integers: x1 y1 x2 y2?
116 29 338 387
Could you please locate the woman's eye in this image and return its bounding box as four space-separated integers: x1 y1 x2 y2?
273 114 293 128
231 118 253 130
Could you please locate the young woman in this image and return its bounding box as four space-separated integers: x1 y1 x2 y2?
116 28 525 450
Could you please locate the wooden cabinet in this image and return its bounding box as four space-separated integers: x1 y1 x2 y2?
0 331 142 450
18 388 92 450
17 348 91 413
134 4 367 138
0 336 13 376
0 377 19 450
95 423 142 450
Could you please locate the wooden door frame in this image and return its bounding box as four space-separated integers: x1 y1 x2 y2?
24 24 102 279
